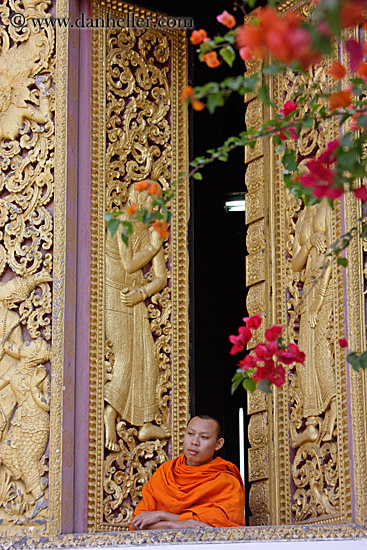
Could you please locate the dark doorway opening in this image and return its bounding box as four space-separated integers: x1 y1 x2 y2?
144 0 250 521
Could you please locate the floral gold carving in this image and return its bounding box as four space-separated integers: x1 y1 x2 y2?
248 446 269 482
246 219 265 255
0 0 56 534
247 390 267 416
249 480 269 515
245 159 264 192
246 283 265 316
246 251 265 287
245 189 265 225
248 413 268 447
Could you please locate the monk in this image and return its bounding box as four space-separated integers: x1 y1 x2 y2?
130 415 245 530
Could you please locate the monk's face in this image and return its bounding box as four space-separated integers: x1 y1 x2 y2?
183 416 224 466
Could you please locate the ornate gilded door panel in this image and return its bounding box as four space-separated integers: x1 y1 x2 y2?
245 0 367 528
88 1 189 531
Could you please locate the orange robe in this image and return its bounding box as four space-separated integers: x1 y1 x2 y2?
131 454 245 528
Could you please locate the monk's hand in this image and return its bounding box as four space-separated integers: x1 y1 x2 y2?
177 520 212 529
131 511 178 530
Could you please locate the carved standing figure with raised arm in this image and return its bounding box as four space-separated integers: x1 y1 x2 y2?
104 183 169 451
291 197 336 448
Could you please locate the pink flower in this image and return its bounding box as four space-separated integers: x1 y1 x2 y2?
216 10 236 29
254 340 278 360
229 326 253 355
238 354 257 370
277 342 305 365
243 313 262 329
346 39 363 72
280 128 297 140
239 47 254 61
265 324 284 341
338 338 348 348
280 101 298 117
354 186 367 201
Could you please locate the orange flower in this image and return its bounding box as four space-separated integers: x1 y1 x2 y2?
135 180 150 191
148 182 161 196
179 86 194 101
190 29 207 45
126 203 137 216
191 99 205 111
329 90 352 110
239 46 254 61
152 220 169 240
216 10 236 29
202 51 220 68
328 60 346 80
357 62 367 77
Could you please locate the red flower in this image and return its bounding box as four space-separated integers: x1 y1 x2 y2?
190 29 208 45
277 343 305 365
338 338 348 348
135 180 151 191
328 60 347 80
216 10 236 29
238 354 257 371
254 340 278 360
149 182 161 196
318 140 339 164
180 86 194 101
280 101 298 117
229 326 253 355
191 99 205 111
354 185 367 201
243 313 262 329
280 128 297 140
265 324 284 341
341 0 366 28
202 51 220 68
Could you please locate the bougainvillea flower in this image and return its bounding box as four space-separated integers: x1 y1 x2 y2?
328 60 347 80
202 51 220 68
191 99 205 111
338 338 348 348
216 10 236 28
190 29 208 45
280 128 298 140
314 185 344 199
152 220 169 240
268 365 286 387
277 343 305 365
357 62 367 77
280 101 298 117
148 182 161 196
135 180 151 191
238 354 257 370
179 86 194 101
354 185 367 201
346 39 363 71
341 0 366 28
254 340 278 360
126 203 137 216
318 140 339 164
229 326 253 355
239 46 254 61
265 324 284 341
243 313 262 329
329 89 352 110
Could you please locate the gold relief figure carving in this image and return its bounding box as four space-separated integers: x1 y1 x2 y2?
0 337 50 522
104 184 170 452
290 197 339 521
291 198 336 448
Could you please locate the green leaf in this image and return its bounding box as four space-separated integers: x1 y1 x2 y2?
257 378 272 394
231 372 244 395
282 149 297 172
219 46 236 68
242 377 257 394
207 92 225 114
341 132 353 147
193 172 203 180
107 218 120 237
359 351 367 370
257 84 272 105
337 257 348 267
358 115 367 128
244 73 259 91
338 150 356 169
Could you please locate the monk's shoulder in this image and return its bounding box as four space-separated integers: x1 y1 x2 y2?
211 458 244 485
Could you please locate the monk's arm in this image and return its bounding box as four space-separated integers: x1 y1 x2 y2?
131 512 211 530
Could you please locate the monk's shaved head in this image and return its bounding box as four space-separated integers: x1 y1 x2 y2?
188 414 224 440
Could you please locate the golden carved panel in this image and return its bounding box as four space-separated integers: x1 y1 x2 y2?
246 283 265 316
89 0 189 532
0 0 65 535
246 251 265 287
245 159 264 192
246 219 265 255
248 446 269 482
249 480 270 516
245 189 265 225
248 413 268 447
248 390 267 416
